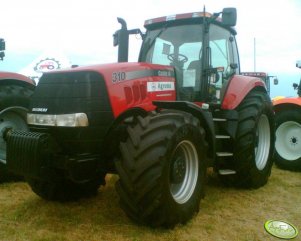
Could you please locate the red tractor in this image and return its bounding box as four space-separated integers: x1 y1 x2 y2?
5 8 274 227
241 72 278 96
0 38 35 182
272 61 301 170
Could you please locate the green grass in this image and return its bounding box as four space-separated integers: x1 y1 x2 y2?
0 166 300 241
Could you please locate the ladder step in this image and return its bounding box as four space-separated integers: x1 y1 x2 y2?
216 135 230 139
213 118 227 122
216 152 233 157
218 169 236 175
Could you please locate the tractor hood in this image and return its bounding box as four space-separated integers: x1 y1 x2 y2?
32 62 176 119
46 62 175 81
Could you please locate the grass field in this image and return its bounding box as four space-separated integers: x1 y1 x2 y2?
0 165 300 241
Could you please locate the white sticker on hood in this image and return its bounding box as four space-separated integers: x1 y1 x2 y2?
147 82 175 92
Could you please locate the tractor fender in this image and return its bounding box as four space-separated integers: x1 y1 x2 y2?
153 100 216 164
222 75 266 110
0 71 36 86
273 97 301 110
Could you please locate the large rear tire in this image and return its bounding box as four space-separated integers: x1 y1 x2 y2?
274 109 301 170
115 110 207 228
221 91 275 188
0 84 34 182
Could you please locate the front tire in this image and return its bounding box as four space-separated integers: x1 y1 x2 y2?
274 109 301 170
221 91 275 188
115 110 207 227
0 84 34 182
27 175 106 202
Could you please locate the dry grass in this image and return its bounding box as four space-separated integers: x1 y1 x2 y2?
0 165 300 241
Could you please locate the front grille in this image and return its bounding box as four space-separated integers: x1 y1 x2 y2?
30 71 114 126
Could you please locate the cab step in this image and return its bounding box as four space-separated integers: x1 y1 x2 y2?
216 135 230 139
218 169 236 175
213 118 227 122
216 152 233 157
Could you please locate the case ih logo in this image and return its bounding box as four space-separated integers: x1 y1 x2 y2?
34 58 61 73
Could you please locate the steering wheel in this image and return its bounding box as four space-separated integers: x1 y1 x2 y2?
167 53 188 64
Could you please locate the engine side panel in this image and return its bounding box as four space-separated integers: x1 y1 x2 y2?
100 63 176 118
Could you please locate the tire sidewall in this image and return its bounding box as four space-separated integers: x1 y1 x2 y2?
0 85 33 182
235 92 275 187
250 102 274 180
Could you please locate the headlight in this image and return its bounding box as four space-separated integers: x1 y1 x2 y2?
27 113 89 127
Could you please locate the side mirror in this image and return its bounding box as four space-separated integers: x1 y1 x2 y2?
222 8 237 27
273 78 278 85
0 39 5 61
293 83 299 90
0 39 5 51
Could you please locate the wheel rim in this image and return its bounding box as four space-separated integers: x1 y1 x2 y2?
169 140 199 204
255 114 270 170
0 112 28 164
275 121 301 161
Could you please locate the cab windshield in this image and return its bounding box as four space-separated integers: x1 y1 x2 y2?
140 24 202 70
139 23 239 102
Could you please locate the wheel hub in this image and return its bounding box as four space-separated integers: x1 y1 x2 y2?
290 136 298 145
171 156 186 184
255 114 270 170
169 140 199 204
276 121 301 160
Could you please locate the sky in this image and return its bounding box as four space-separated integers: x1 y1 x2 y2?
1 0 301 98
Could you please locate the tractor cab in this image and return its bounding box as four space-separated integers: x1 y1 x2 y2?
114 8 239 104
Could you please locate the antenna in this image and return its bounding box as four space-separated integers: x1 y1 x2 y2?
254 37 256 72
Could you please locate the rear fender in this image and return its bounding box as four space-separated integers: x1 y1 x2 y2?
153 101 215 166
0 106 28 120
273 97 301 108
222 75 266 109
273 99 301 114
0 72 36 86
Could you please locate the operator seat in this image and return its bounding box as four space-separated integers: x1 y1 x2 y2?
179 60 202 101
187 60 202 74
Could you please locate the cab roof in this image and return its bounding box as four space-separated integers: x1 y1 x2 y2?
144 12 214 26
144 11 236 34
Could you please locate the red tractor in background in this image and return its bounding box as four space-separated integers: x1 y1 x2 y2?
0 38 35 182
5 8 275 227
241 72 278 96
272 61 301 170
